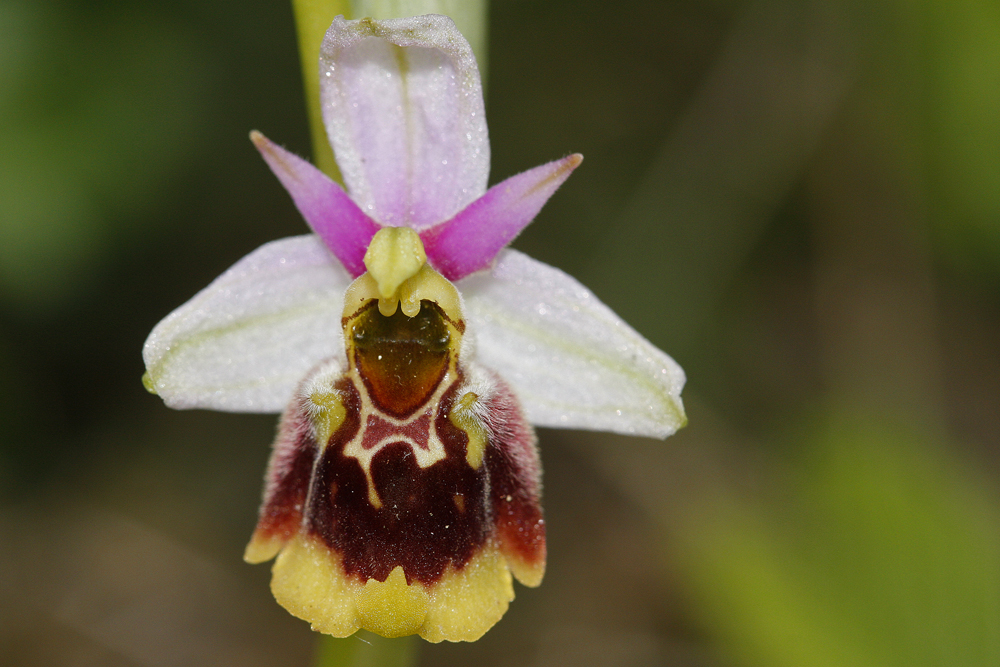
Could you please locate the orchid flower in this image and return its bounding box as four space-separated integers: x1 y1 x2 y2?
142 14 686 643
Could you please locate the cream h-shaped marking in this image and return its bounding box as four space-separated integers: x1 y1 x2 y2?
340 370 455 509
337 226 470 509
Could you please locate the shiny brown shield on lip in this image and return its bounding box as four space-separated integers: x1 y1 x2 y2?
350 301 451 418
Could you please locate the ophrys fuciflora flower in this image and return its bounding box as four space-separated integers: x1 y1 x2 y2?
143 14 685 643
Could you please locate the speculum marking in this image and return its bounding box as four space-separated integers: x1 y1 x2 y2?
350 302 451 418
342 411 446 508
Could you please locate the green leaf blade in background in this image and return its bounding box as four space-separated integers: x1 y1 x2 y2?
670 414 1000 667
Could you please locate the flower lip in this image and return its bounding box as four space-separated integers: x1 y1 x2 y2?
311 377 495 586
244 301 546 641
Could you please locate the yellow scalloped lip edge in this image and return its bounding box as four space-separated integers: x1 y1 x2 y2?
268 533 515 642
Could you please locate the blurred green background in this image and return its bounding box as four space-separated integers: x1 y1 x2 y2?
2 0 999 665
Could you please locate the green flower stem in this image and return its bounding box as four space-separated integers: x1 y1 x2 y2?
314 631 419 667
291 0 349 179
291 0 488 179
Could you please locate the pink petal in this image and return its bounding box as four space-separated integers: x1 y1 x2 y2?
252 131 379 277
319 15 489 229
421 155 583 280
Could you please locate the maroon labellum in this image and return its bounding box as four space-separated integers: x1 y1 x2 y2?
244 254 545 641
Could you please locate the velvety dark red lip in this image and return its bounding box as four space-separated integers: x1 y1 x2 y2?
252 377 361 545
252 297 545 599
308 381 491 586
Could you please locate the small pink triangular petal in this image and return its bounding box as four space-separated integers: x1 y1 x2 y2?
252 131 379 277
320 15 489 229
421 155 583 281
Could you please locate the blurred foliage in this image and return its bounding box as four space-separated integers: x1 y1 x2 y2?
1 0 999 665
920 0 1000 277
0 0 207 310
670 414 1000 667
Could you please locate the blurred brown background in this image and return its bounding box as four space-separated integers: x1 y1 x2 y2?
2 0 999 665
